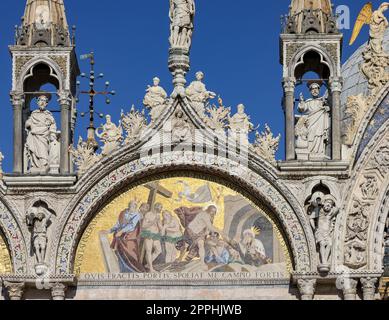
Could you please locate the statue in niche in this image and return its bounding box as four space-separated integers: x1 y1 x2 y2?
186 71 216 117
169 0 195 50
296 83 330 161
25 94 59 174
143 77 168 123
228 104 255 143
308 192 339 273
26 203 54 275
96 115 123 157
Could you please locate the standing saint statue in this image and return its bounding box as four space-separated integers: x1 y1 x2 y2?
25 94 58 174
169 0 195 50
228 104 255 142
297 83 330 160
96 115 123 157
186 71 216 116
308 192 339 273
26 203 53 275
143 77 168 122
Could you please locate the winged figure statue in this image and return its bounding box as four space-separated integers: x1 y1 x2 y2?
350 2 389 55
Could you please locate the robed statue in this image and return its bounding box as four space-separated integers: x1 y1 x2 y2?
25 94 59 174
169 0 195 50
296 83 330 160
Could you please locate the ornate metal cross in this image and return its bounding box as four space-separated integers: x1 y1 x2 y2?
76 52 115 149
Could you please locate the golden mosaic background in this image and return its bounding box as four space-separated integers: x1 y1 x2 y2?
75 177 291 274
0 233 12 273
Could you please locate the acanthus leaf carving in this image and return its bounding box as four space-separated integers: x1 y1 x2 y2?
121 106 148 145
69 137 102 176
251 124 281 166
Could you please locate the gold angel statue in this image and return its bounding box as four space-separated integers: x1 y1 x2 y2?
350 2 389 54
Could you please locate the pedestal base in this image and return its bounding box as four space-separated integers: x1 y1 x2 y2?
296 148 309 161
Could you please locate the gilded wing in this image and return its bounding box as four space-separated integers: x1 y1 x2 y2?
349 2 373 45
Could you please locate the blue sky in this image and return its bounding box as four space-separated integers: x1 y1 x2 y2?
0 0 376 172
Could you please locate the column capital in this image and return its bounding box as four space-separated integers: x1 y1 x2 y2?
361 277 378 300
50 282 67 300
3 281 25 300
297 279 316 300
337 276 358 300
282 77 296 93
10 91 25 107
57 90 72 106
329 77 343 93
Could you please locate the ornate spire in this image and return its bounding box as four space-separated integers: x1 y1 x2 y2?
284 0 337 34
16 0 72 46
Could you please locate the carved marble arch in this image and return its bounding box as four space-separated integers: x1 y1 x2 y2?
15 56 65 93
289 46 335 80
334 112 389 272
53 145 317 276
0 198 28 274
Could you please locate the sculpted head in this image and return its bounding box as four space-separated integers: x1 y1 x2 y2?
153 77 160 86
105 115 112 124
237 104 245 114
309 83 321 98
195 71 204 81
323 195 336 212
36 210 45 221
323 199 335 212
37 95 50 111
